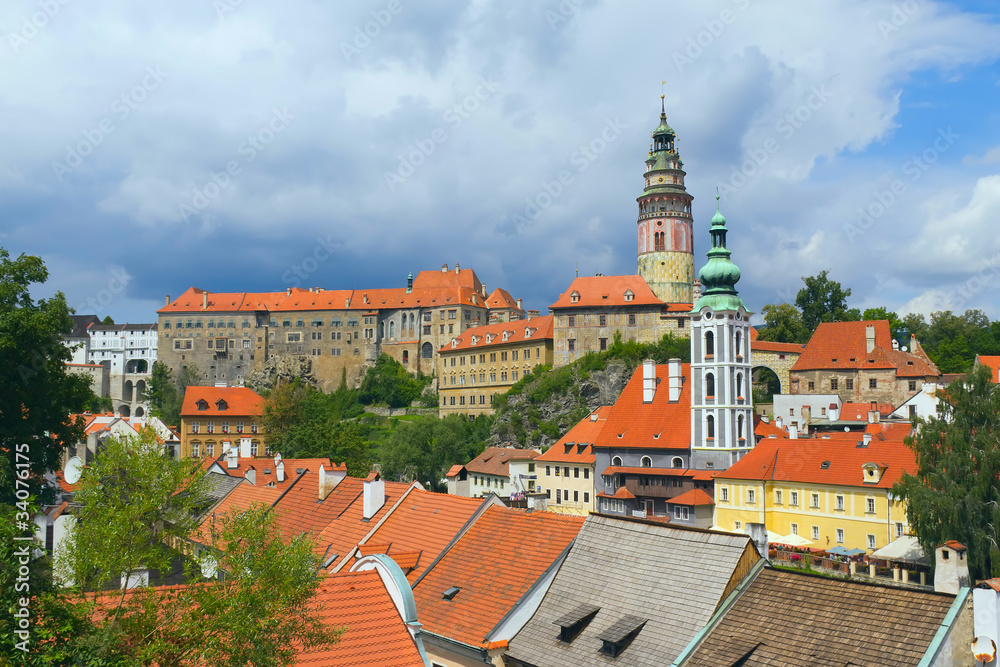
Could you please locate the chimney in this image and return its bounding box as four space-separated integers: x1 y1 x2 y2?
441 263 448 273
472 294 477 305
516 298 523 311
363 473 385 520
165 295 170 306
482 283 487 298
286 287 292 297
868 407 880 424
642 359 656 403
454 262 460 274
528 309 540 318
829 404 840 421
345 297 350 308
862 433 872 446
244 468 256 485
866 325 876 354
892 339 899 351
318 463 347 500
788 424 798 439
276 460 285 483
692 279 703 303
745 522 769 559
668 358 682 403
202 292 208 310
226 445 238 469
934 542 971 594
775 416 783 430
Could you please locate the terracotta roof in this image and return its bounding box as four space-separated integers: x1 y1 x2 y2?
411 267 483 294
597 487 637 499
485 287 520 310
754 416 788 440
55 471 80 493
839 402 894 421
464 447 540 477
349 489 485 581
549 275 666 309
715 437 916 489
439 315 553 353
445 464 465 478
412 505 584 648
682 567 960 666
594 364 691 450
293 569 425 667
180 387 264 418
535 407 611 464
210 456 343 489
666 488 715 506
978 355 1000 382
942 540 967 551
191 483 281 545
791 320 940 377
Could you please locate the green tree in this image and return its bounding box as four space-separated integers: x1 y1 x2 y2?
357 354 428 408
756 303 810 343
0 249 92 504
795 270 854 333
901 312 929 342
861 307 904 340
100 316 115 325
144 361 199 427
893 365 1000 579
37 429 342 665
379 415 486 490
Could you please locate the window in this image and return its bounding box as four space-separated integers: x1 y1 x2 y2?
908 380 917 391
640 456 652 468
191 421 200 434
599 315 606 326
583 468 589 479
811 493 820 508
836 529 844 543
790 491 798 506
206 442 215 457
866 497 876 514
705 373 715 398
705 330 714 356
545 465 551 477
573 467 580 478
868 534 877 550
812 526 820 540
734 521 741 531
807 381 815 391
554 466 560 477
869 378 877 389
584 492 589 503
556 489 561 504
221 422 229 434
573 490 579 502
747 489 755 504
831 378 838 390
251 422 258 434
206 422 214 434
611 456 623 466
846 378 854 390
721 487 729 502
774 490 782 504
835 495 845 511
287 332 301 343
567 315 575 327
568 339 575 351
564 467 569 477
192 442 200 457
599 337 607 351
251 441 258 456
628 313 636 326
706 415 715 439
790 523 798 535
895 522 904 538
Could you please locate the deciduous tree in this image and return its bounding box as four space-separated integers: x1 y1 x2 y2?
756 303 809 344
795 270 854 332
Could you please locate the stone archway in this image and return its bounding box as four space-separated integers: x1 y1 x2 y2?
752 366 781 405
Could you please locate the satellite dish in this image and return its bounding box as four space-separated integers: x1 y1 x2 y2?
972 636 996 663
63 456 83 485
844 426 850 432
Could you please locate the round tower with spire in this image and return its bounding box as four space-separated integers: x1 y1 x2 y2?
690 195 754 470
636 94 695 304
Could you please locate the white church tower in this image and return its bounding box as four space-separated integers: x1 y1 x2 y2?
690 196 754 470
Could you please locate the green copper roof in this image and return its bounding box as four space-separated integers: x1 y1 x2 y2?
694 195 747 312
652 95 674 137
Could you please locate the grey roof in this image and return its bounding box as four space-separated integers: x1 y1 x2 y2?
191 474 246 524
67 315 101 338
505 514 755 667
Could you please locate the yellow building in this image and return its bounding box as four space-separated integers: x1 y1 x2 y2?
437 315 553 416
179 386 266 459
534 406 609 515
713 433 914 553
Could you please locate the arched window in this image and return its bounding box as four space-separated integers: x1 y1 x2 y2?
402 350 409 364
706 372 715 398
738 414 745 440
641 456 652 468
672 457 683 468
736 373 743 399
421 342 433 359
135 406 144 417
735 330 742 357
707 415 715 439
705 330 714 357
389 321 395 339
611 456 623 467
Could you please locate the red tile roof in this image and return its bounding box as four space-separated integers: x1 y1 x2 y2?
438 316 553 353
210 456 344 489
411 267 483 294
293 569 425 666
485 287 520 310
191 483 281 545
594 364 691 450
839 402 894 421
597 487 637 499
749 327 807 354
754 416 789 440
445 464 465 478
791 320 939 377
549 275 668 309
978 355 1000 382
464 447 540 477
413 506 584 648
350 489 485 581
535 407 611 464
715 437 916 489
942 540 967 552
180 387 264 418
667 488 715 506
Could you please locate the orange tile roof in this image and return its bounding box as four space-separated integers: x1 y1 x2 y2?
536 407 611 464
438 316 553 353
445 464 465 478
942 540 967 551
594 364 691 450
411 267 483 293
413 506 584 648
464 447 540 477
839 402 894 421
754 416 788 440
210 456 344 489
667 488 715 506
549 275 668 309
485 287 520 310
180 387 264 418
191 483 280 545
749 327 806 354
791 320 939 377
293 569 425 666
55 471 80 493
351 489 485 581
596 487 637 499
715 437 916 489
978 355 1000 382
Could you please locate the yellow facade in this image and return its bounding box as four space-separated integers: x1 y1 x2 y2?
713 479 910 553
536 461 595 515
438 338 553 417
179 415 266 460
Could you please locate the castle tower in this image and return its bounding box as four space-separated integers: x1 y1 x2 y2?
636 95 695 304
690 196 754 470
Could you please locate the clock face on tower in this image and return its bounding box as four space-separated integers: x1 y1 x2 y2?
657 176 664 183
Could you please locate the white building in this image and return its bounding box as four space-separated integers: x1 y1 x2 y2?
86 323 158 417
772 393 842 433
890 382 942 421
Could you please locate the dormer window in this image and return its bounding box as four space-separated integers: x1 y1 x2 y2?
570 291 580 303
623 289 634 302
597 616 646 658
554 604 600 644
215 399 228 411
196 399 209 411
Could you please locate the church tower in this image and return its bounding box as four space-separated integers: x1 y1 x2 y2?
636 95 695 304
689 196 754 470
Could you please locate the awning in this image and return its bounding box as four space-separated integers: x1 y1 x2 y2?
869 535 931 565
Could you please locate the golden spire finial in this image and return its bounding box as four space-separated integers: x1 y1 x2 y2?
660 81 666 113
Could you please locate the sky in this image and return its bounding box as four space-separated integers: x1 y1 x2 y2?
3 0 1000 325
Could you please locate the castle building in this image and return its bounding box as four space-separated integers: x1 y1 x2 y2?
636 95 696 305
689 198 755 470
